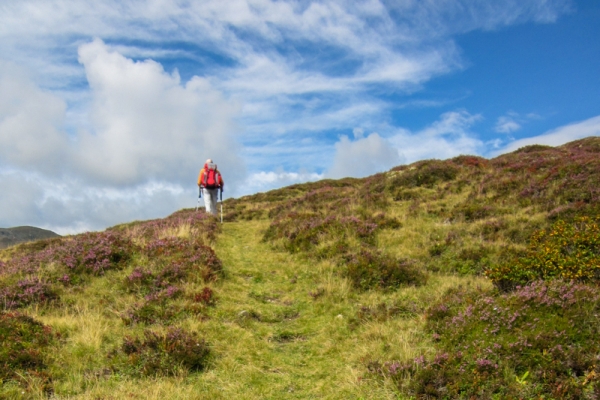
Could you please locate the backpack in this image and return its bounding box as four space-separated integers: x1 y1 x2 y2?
203 163 221 189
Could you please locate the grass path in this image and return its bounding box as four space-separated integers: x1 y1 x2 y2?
198 220 399 399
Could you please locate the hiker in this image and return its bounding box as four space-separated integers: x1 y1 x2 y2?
198 159 224 216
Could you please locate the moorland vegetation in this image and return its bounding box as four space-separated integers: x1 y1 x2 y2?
1 137 600 399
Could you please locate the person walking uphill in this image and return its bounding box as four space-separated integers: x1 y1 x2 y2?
198 159 224 216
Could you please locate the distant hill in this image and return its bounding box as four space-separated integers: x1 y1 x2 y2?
0 226 60 249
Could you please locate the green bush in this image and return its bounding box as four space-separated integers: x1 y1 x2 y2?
450 201 499 222
486 217 600 290
426 243 502 276
111 328 210 376
388 160 459 189
343 249 427 290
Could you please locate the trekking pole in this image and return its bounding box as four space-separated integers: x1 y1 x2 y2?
196 187 202 212
219 188 223 224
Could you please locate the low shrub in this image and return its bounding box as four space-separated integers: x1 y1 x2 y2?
450 201 499 222
451 155 489 168
263 213 380 255
0 278 58 310
192 287 215 306
125 209 221 242
375 281 600 398
121 300 181 326
111 328 210 376
143 237 223 282
343 249 427 290
487 217 600 290
0 312 56 392
426 243 501 276
387 160 460 189
4 231 134 278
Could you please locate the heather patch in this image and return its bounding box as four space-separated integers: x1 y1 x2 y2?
113 208 220 244
479 137 600 219
267 186 360 220
426 243 503 276
120 291 184 325
263 213 389 256
344 249 427 290
110 328 210 377
0 277 58 309
374 281 600 399
121 238 222 324
191 286 215 306
2 231 133 278
450 200 504 222
263 211 422 290
0 231 135 310
388 160 460 189
0 312 57 393
142 236 222 282
120 237 222 325
487 217 600 291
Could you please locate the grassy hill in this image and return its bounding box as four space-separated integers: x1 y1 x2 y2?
1 137 600 399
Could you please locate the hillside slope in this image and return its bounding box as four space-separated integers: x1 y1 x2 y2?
1 137 599 399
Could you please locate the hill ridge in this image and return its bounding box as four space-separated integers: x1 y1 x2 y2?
0 226 60 250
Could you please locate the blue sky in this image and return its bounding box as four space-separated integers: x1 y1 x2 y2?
0 0 599 233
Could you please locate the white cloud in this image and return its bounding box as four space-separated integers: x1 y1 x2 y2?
0 168 199 234
494 111 541 134
74 39 244 187
494 115 600 155
495 115 521 134
0 62 69 173
327 133 402 178
237 170 324 196
389 111 484 162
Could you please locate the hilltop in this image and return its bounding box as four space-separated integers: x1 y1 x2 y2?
0 226 60 250
1 137 599 399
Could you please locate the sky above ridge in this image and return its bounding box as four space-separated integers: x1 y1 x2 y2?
0 0 599 234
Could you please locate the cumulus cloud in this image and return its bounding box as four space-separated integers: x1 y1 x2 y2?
75 39 244 187
0 62 68 173
494 114 600 155
327 133 402 178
